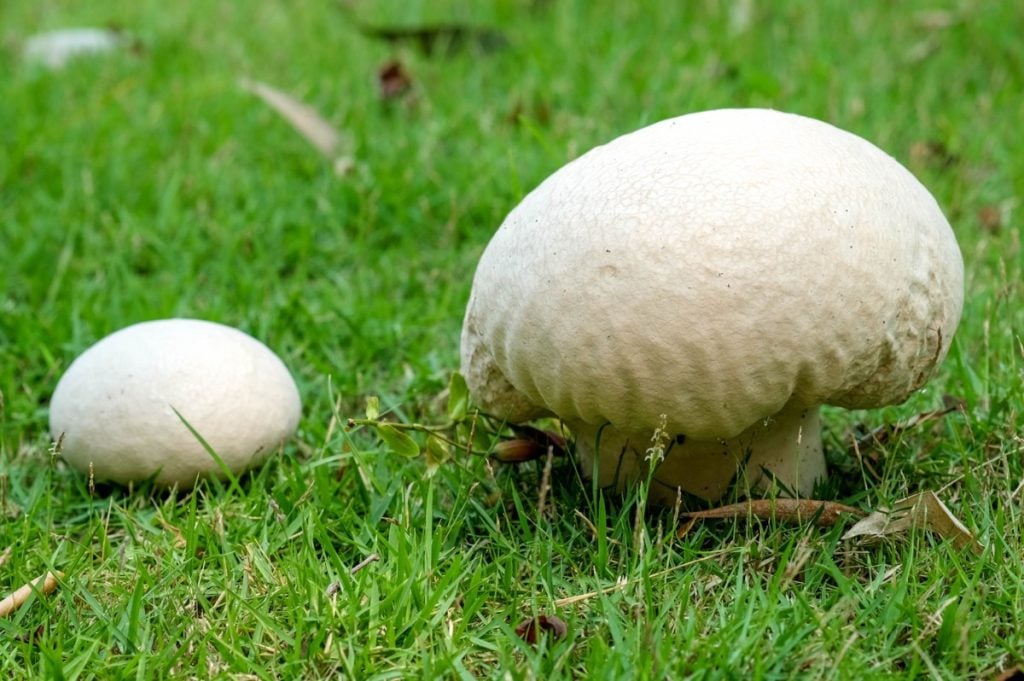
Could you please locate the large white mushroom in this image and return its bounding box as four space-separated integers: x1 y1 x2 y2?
461 108 964 504
49 319 302 487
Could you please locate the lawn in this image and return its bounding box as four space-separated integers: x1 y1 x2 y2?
1 0 1022 678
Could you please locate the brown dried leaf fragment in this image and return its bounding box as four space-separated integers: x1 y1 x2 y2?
514 614 567 645
842 491 983 555
978 205 1003 233
493 425 567 463
359 23 507 56
492 439 548 463
511 424 567 454
0 571 64 618
909 140 959 171
377 59 412 100
679 499 865 530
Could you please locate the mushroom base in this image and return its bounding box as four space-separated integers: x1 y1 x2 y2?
571 401 826 504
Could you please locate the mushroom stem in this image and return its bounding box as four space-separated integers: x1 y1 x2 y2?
573 400 826 503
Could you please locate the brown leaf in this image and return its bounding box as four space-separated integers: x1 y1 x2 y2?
842 491 983 554
511 424 566 455
514 614 567 645
679 499 865 531
240 78 352 173
492 425 567 463
978 205 1003 233
492 439 548 463
359 23 507 56
909 140 959 170
377 59 412 100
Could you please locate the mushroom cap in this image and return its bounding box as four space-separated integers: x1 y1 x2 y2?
49 318 302 486
461 108 964 440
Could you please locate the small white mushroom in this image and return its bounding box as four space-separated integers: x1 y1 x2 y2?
461 108 964 503
49 319 302 487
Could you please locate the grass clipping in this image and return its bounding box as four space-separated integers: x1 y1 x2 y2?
239 78 352 175
842 491 983 555
0 571 64 617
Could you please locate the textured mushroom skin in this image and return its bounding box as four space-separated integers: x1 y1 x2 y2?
49 319 302 487
570 401 824 504
461 108 964 501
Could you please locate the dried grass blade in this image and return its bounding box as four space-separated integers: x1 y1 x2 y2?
240 78 342 159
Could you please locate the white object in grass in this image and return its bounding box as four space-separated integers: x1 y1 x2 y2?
461 108 964 503
50 319 302 487
23 28 123 69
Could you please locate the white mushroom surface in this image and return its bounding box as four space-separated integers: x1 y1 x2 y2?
49 319 302 487
461 108 964 503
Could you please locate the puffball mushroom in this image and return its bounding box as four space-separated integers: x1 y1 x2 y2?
49 319 302 487
461 108 964 504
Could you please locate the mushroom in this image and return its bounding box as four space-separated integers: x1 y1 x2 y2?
49 319 302 487
460 108 964 504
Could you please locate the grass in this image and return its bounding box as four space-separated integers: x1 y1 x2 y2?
1 0 1022 678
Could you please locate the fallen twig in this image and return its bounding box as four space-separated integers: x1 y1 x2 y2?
679 499 865 530
325 553 380 596
350 553 380 575
0 571 63 618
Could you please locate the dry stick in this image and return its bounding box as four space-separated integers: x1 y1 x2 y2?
679 499 866 529
537 446 554 519
350 553 380 575
0 571 63 618
325 554 381 596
